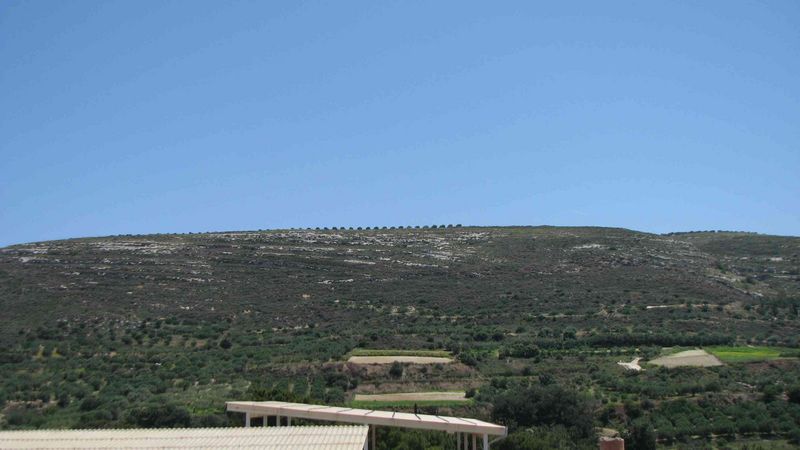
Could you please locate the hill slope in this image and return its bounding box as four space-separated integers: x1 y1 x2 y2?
1 227 799 444
2 227 797 342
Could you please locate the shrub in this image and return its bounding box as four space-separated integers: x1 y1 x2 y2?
6 408 45 427
490 384 595 437
389 361 404 378
57 392 70 407
80 396 101 411
788 385 800 404
127 403 191 428
625 420 657 450
495 426 585 450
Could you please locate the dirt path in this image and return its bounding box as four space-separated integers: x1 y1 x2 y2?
650 349 723 367
347 356 453 364
354 391 467 402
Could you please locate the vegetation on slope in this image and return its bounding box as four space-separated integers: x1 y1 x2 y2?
1 227 798 448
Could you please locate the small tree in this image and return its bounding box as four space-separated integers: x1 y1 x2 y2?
788 385 800 404
389 361 403 378
127 403 191 428
625 420 657 450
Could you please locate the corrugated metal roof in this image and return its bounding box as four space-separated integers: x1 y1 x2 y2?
0 425 369 449
227 401 507 436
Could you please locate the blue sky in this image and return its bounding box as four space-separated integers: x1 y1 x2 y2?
1 1 798 246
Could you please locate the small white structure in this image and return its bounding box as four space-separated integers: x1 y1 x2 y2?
227 400 507 449
617 357 642 371
0 426 369 449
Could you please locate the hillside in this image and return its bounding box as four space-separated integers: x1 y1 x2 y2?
1 227 799 446
3 227 798 337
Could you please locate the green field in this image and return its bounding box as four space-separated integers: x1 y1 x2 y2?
349 399 474 409
708 346 791 362
349 349 452 358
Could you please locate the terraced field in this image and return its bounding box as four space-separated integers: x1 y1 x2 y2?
347 356 454 364
708 346 798 363
349 349 451 358
649 349 723 368
353 391 467 402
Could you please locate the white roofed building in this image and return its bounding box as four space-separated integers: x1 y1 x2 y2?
0 425 369 449
0 400 508 449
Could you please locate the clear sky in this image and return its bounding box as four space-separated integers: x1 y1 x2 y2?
1 1 798 246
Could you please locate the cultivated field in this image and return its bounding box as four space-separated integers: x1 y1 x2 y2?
350 349 451 358
353 391 467 402
708 346 800 363
347 356 453 364
649 349 723 367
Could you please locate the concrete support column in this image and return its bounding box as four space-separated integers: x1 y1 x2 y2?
276 415 282 427
287 417 291 426
473 433 477 449
483 433 489 449
244 412 250 428
371 425 376 450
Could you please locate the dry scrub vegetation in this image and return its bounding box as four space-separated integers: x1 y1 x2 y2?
1 227 799 447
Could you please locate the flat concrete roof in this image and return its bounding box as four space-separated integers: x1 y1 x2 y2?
227 401 507 436
0 425 369 449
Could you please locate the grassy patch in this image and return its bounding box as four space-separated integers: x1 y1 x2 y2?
659 347 694 356
707 346 791 363
349 399 473 409
350 349 451 358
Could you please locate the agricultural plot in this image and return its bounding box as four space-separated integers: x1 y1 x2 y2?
349 399 473 409
350 391 472 409
348 349 454 364
350 349 451 358
649 349 723 368
708 346 796 363
348 355 453 364
353 391 467 402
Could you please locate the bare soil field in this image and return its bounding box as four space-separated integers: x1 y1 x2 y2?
353 391 467 402
347 356 453 364
649 349 723 367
